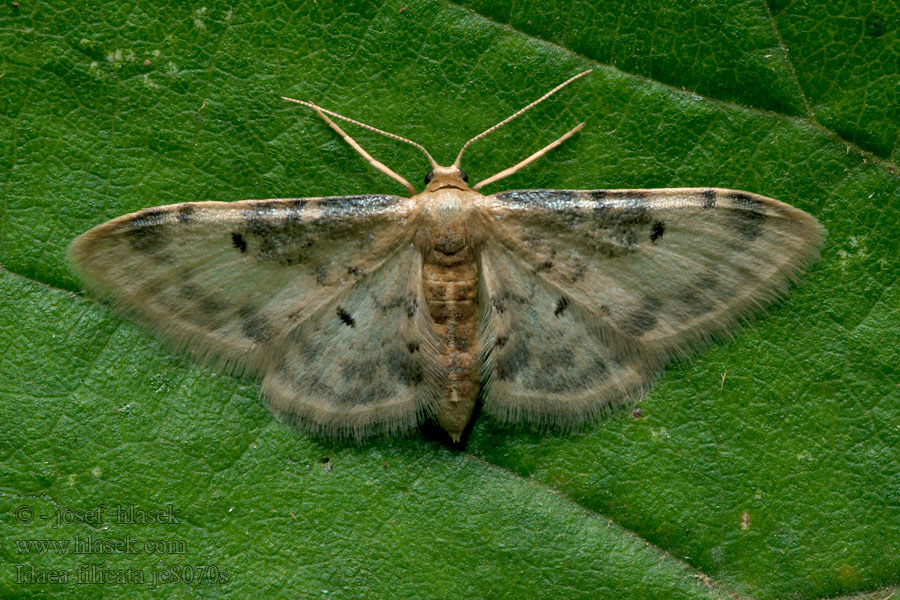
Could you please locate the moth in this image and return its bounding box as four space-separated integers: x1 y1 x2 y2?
69 70 824 443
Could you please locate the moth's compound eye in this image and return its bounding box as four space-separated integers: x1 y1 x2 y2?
424 170 435 185
458 169 468 183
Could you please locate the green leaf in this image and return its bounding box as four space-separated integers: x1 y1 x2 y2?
1 1 898 598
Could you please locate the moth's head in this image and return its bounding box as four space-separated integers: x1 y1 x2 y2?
423 165 469 192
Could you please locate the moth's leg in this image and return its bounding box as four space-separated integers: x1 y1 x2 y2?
473 122 584 190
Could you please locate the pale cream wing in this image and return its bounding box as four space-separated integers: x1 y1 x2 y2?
262 242 442 438
69 195 440 438
476 188 825 427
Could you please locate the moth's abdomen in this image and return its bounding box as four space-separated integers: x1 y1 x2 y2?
422 249 480 442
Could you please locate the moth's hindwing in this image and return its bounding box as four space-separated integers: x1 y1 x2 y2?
263 243 442 438
477 188 824 427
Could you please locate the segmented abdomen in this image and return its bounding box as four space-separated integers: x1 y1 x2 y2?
422 255 480 440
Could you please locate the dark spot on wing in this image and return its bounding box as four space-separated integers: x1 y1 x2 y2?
495 335 507 347
490 291 530 314
535 260 554 273
177 205 195 223
386 346 424 386
621 297 663 337
239 307 273 343
592 201 651 227
174 282 227 323
495 334 530 381
675 287 712 317
128 209 168 253
379 296 405 314
176 284 229 326
242 201 311 265
525 343 608 394
592 195 652 252
339 358 384 399
569 260 587 282
727 192 767 241
625 309 657 335
407 342 420 354
554 296 569 317
231 232 247 252
406 298 417 318
701 189 717 209
527 361 572 393
336 306 355 328
197 295 227 316
285 326 316 362
676 271 720 317
650 221 665 242
347 265 362 276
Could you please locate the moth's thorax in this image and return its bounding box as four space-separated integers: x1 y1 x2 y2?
414 186 484 263
414 184 483 442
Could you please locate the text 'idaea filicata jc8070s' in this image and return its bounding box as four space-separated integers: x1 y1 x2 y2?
69 69 824 444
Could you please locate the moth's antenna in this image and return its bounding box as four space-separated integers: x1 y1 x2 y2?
452 68 592 168
473 122 584 190
306 107 417 196
282 97 439 170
